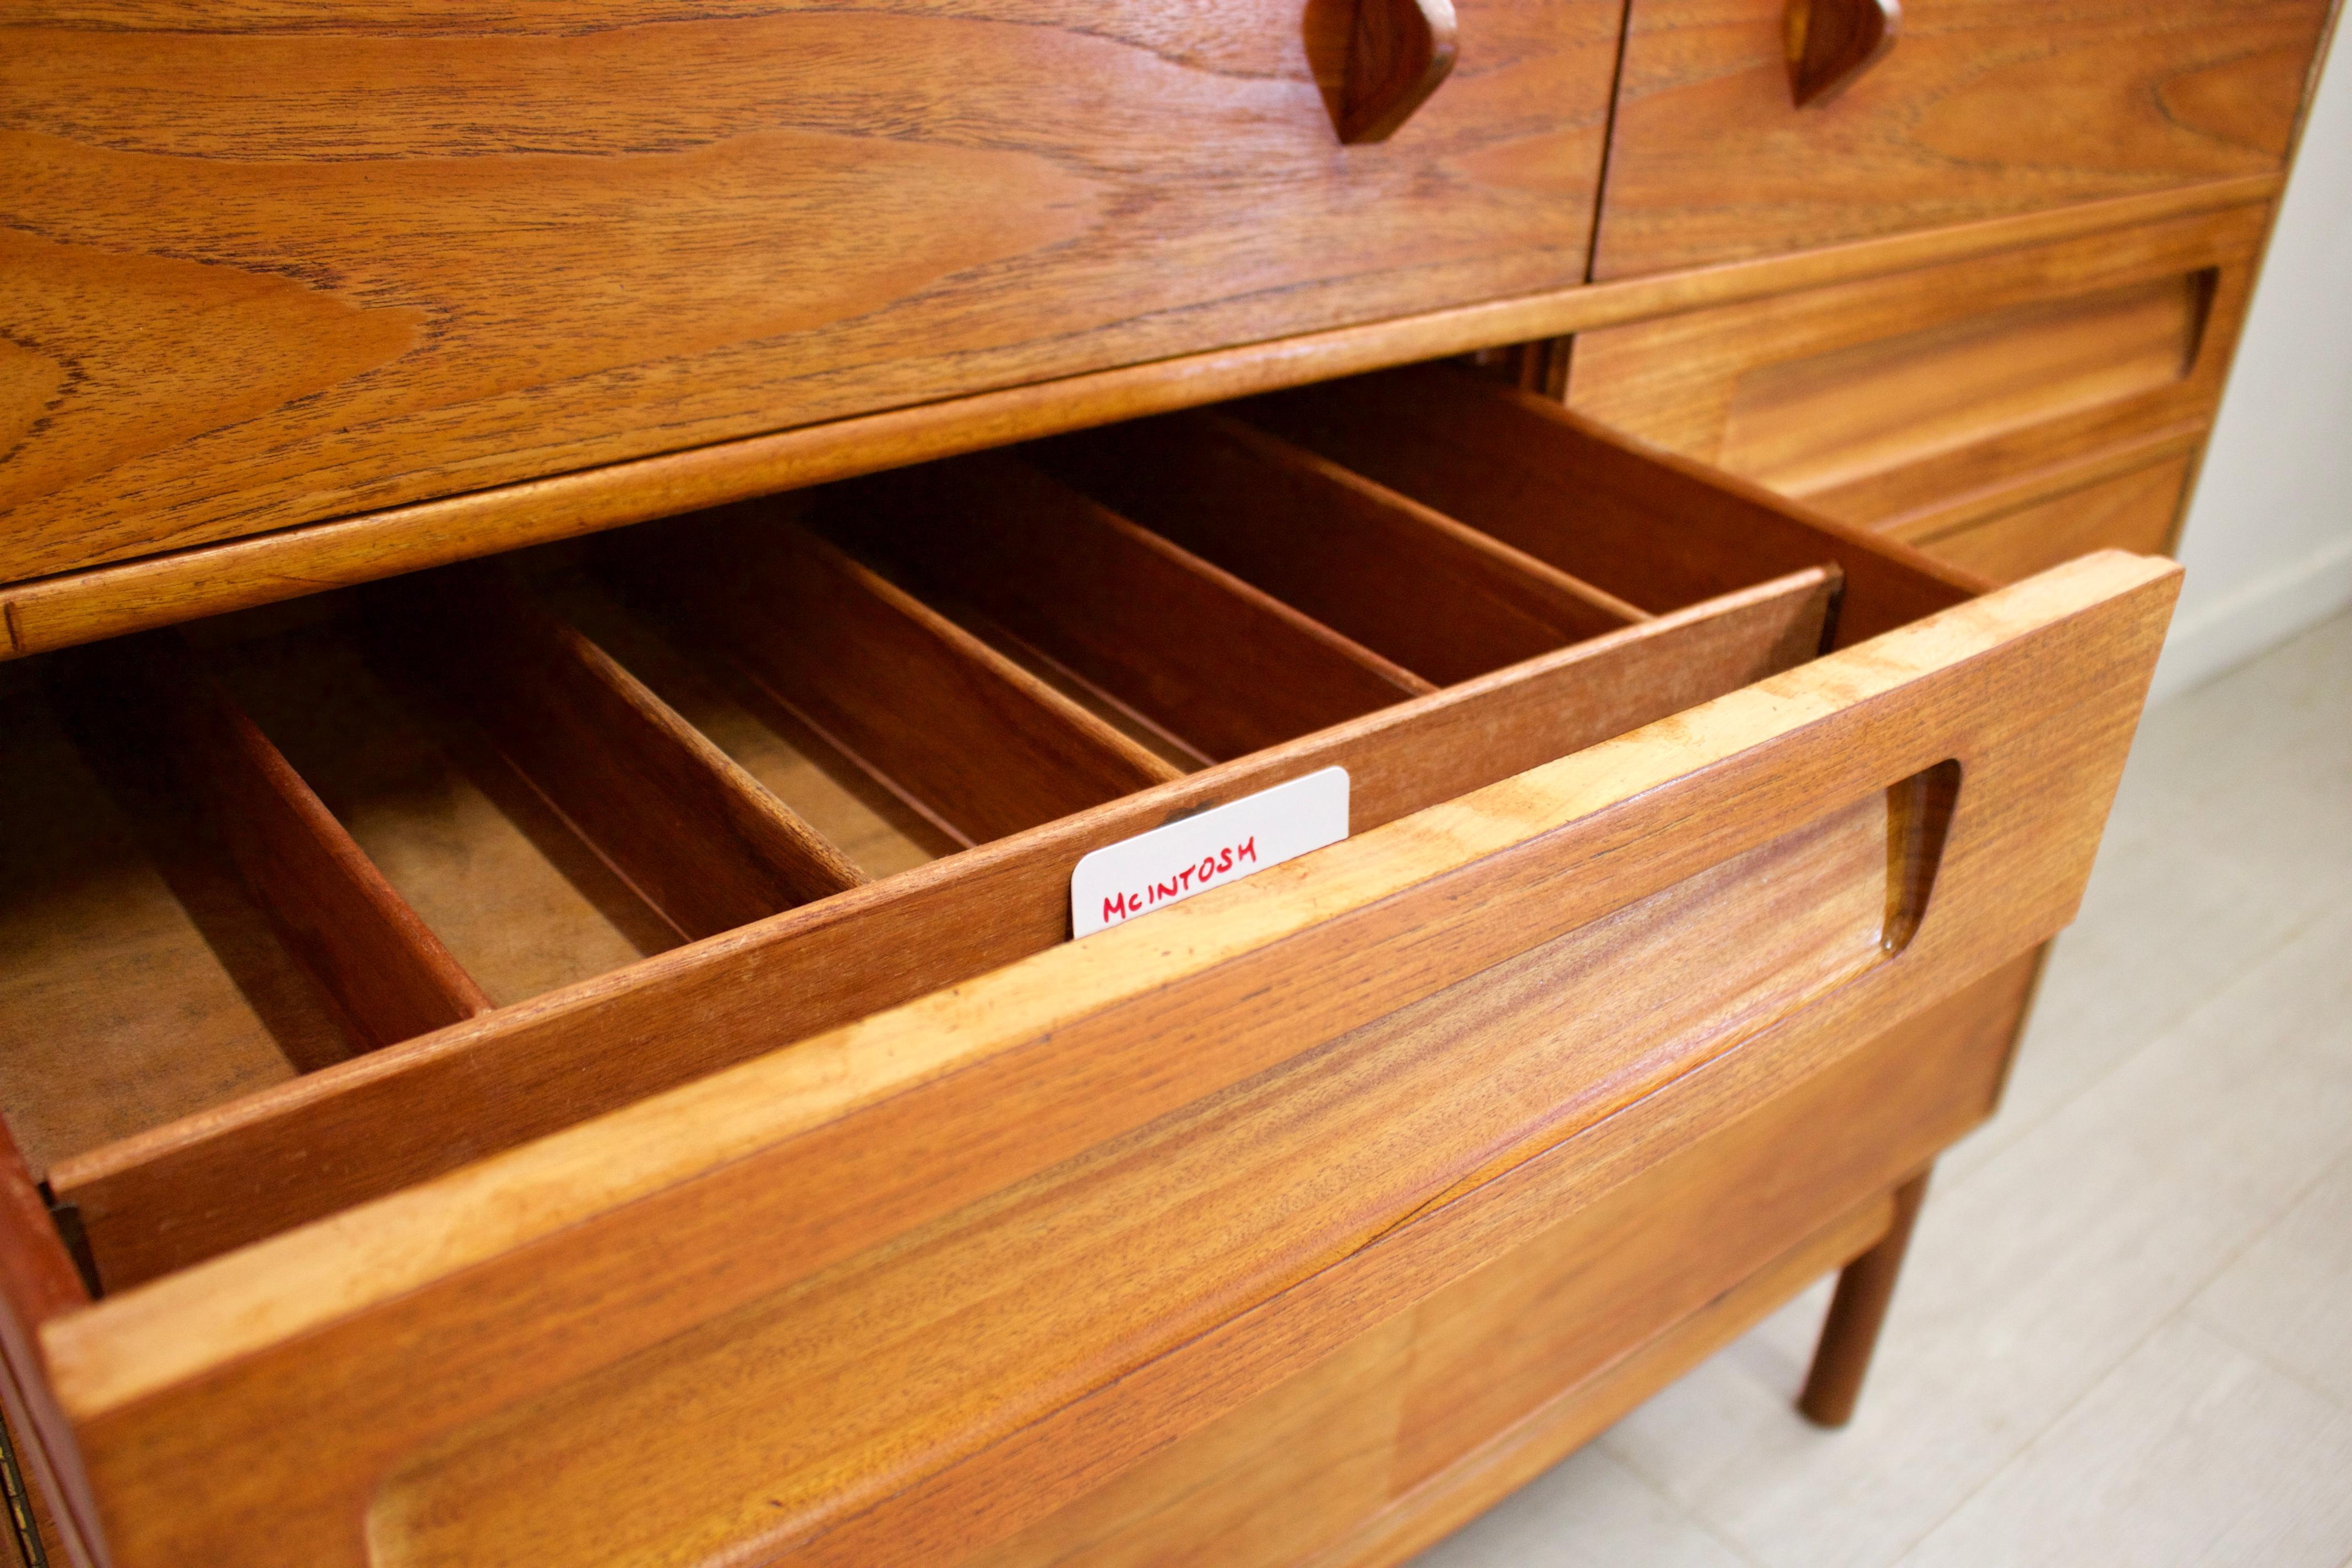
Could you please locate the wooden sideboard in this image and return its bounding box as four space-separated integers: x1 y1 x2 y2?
0 2 2333 1564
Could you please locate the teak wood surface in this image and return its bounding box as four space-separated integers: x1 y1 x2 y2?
0 174 2279 660
1034 412 1646 684
66 638 492 1057
970 954 2039 1568
28 551 2175 1567
823 454 1433 762
369 565 865 943
1243 365 1986 644
0 2 2323 1554
1591 0 2331 276
1567 205 2268 532
0 0 1620 582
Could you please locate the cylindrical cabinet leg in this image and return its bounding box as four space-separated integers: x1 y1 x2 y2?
1799 1168 1932 1427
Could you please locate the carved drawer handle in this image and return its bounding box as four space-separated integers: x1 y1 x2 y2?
1337 0 1459 143
1786 0 1900 108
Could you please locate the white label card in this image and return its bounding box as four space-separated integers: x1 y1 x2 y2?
1070 766 1349 938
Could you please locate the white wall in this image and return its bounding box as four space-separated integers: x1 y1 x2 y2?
2152 19 2352 702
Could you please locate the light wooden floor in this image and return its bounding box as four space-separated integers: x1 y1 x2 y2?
1413 609 2352 1568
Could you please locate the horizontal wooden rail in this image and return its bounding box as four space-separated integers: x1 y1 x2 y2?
0 176 2274 661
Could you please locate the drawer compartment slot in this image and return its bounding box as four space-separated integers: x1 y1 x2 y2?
809 454 1429 769
200 612 689 1003
1031 411 1647 684
0 668 437 1166
624 510 1183 847
371 564 865 943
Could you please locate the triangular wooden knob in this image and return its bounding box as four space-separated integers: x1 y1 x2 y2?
1338 0 1460 144
1787 0 1901 108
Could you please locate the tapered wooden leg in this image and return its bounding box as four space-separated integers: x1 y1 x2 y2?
1799 1169 1931 1427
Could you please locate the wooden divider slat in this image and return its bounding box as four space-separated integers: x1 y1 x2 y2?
1036 411 1647 686
369 565 864 943
623 507 1181 847
0 1120 101 1566
49 569 1835 1289
825 454 1431 763
1242 364 1981 645
77 637 492 1057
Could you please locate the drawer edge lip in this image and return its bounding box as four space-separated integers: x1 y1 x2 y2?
0 176 2274 663
32 549 2179 1426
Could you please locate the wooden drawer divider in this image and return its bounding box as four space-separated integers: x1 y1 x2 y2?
1033 410 1648 685
819 454 1431 765
623 511 1184 848
366 564 864 943
57 637 492 1060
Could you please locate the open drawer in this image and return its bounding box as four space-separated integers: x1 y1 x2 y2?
0 365 2177 1568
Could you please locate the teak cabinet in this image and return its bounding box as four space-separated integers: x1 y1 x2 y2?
0 2 2334 1565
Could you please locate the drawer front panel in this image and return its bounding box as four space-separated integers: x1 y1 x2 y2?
367 786 1898 1568
965 955 2036 1568
41 551 2176 1568
1899 451 2198 583
0 1 1619 582
1569 206 2264 537
1591 0 2332 278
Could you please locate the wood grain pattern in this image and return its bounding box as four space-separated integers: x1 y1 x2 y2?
51 570 1835 1291
1243 363 1986 643
626 508 1180 847
70 636 492 1057
1798 1166 1931 1426
823 454 1430 763
0 174 2278 662
1567 205 2265 531
972 1196 1888 1568
0 1118 99 1568
1338 0 1462 143
202 618 679 1010
0 0 1619 581
36 552 2175 1568
1035 411 1646 683
0 680 320 1166
1300 949 2044 1568
1787 0 1902 108
1592 0 2331 276
368 564 862 941
368 787 1898 1568
1899 450 2197 583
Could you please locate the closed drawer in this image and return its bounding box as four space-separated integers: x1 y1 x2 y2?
0 1 1620 584
1591 0 2331 278
1893 448 2199 583
1568 205 2264 559
0 366 2176 1567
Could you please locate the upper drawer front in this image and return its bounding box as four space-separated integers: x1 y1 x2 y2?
0 1 1619 582
1591 0 2332 278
